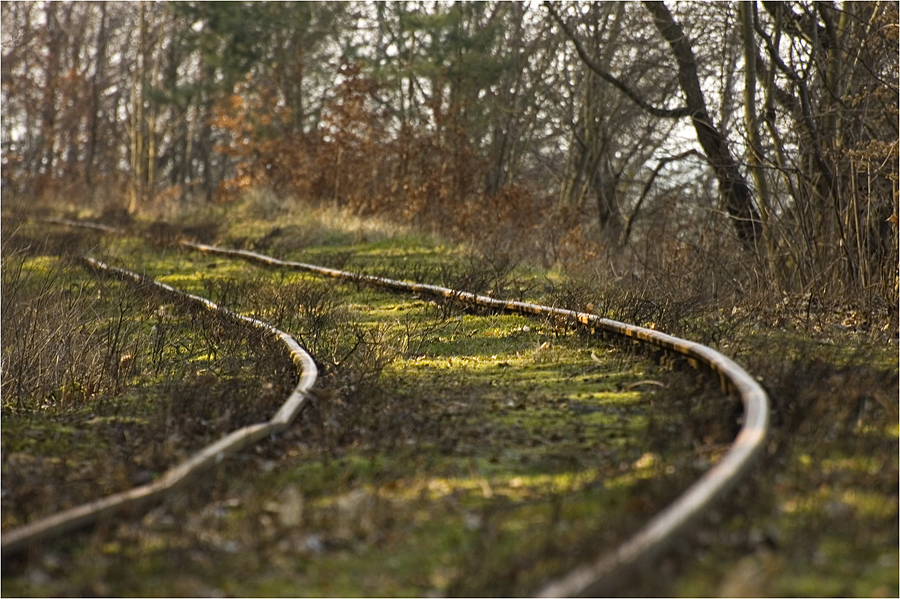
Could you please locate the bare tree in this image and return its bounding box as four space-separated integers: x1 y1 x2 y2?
547 1 764 249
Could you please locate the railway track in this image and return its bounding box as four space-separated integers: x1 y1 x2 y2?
1 256 319 558
4 218 770 596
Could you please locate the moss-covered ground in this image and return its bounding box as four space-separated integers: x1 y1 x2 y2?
1 197 897 596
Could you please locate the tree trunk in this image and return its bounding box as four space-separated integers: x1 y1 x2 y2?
643 1 763 249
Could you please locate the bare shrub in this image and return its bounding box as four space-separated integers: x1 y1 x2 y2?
1 252 146 411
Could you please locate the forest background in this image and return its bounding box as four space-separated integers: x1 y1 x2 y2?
1 0 898 322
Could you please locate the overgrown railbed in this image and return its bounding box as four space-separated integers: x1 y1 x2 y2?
2 218 724 596
2 204 897 596
0 234 297 529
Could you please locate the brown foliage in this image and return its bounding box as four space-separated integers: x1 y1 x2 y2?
212 64 599 271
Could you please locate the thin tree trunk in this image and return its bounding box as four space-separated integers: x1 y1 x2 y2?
739 1 778 279
86 3 107 189
41 3 60 183
128 4 146 213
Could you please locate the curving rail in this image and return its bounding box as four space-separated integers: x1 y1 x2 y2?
0 257 318 559
16 218 770 596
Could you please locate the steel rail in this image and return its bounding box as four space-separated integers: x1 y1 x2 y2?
26 218 770 596
1 257 318 558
